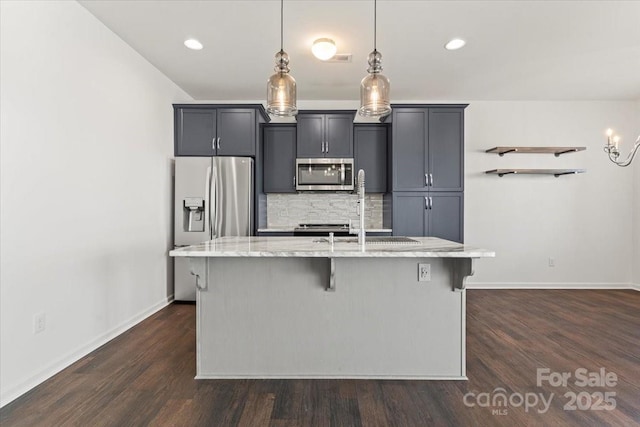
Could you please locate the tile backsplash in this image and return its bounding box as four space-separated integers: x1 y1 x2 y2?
267 193 384 228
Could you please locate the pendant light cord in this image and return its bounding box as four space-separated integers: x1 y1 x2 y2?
280 0 284 51
374 0 377 51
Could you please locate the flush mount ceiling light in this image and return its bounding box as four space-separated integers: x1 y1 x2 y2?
266 0 297 117
445 38 466 50
184 39 203 50
312 38 337 60
604 128 640 167
359 0 391 118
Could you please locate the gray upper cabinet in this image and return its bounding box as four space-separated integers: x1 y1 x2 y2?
296 111 354 158
263 125 296 193
354 125 388 193
216 109 257 156
296 114 324 157
428 109 464 191
392 109 427 190
392 192 463 243
391 105 466 192
175 108 217 156
174 105 268 157
324 115 353 157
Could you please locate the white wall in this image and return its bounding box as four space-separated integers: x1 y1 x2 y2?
464 101 637 288
0 1 191 406
634 101 640 288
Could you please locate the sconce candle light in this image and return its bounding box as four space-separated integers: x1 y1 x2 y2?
604 129 640 167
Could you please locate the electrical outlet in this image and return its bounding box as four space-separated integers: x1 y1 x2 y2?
548 257 555 267
33 313 46 334
418 263 431 282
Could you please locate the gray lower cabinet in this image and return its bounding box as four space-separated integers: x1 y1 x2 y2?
174 105 268 156
297 111 354 158
392 192 463 243
354 125 388 193
391 105 466 192
263 125 296 193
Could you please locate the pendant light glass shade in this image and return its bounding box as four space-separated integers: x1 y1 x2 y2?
359 0 391 118
359 50 391 117
266 0 297 117
267 50 297 116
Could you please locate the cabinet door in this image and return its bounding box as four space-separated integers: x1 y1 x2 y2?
354 125 387 193
175 108 217 156
392 109 428 191
428 192 463 243
263 126 296 193
325 114 353 158
296 115 325 157
216 109 256 156
428 109 464 191
392 193 427 237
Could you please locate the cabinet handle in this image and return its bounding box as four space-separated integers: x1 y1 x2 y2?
429 197 433 209
429 173 433 186
425 197 428 210
212 137 216 150
293 175 296 187
425 174 428 186
217 137 221 150
326 140 329 153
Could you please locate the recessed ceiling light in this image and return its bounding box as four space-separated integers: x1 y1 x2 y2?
445 38 466 51
184 39 203 50
312 38 337 60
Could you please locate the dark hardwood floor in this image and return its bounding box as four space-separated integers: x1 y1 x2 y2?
2 289 639 426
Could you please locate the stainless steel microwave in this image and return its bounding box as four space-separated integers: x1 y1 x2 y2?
295 158 354 191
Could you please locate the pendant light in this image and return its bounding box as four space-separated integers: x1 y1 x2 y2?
359 0 391 118
267 0 297 117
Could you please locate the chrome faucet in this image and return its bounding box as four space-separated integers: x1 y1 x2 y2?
357 169 366 246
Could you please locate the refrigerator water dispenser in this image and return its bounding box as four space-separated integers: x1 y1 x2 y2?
183 197 205 232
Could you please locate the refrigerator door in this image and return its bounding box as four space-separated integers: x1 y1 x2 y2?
175 157 212 246
211 157 254 238
173 156 253 301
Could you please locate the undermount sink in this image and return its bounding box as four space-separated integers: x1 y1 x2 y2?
313 236 420 245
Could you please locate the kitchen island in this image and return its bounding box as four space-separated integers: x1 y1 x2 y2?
170 236 494 380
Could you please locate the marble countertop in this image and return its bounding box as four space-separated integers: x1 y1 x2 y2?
170 236 495 258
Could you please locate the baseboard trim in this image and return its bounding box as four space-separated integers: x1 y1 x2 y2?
631 283 640 291
466 282 635 290
195 374 468 381
0 296 173 408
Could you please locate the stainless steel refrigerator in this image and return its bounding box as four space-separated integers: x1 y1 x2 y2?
174 157 253 301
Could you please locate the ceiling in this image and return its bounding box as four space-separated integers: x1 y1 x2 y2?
79 0 640 102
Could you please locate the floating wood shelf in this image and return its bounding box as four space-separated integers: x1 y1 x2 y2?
485 169 586 177
486 146 587 157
